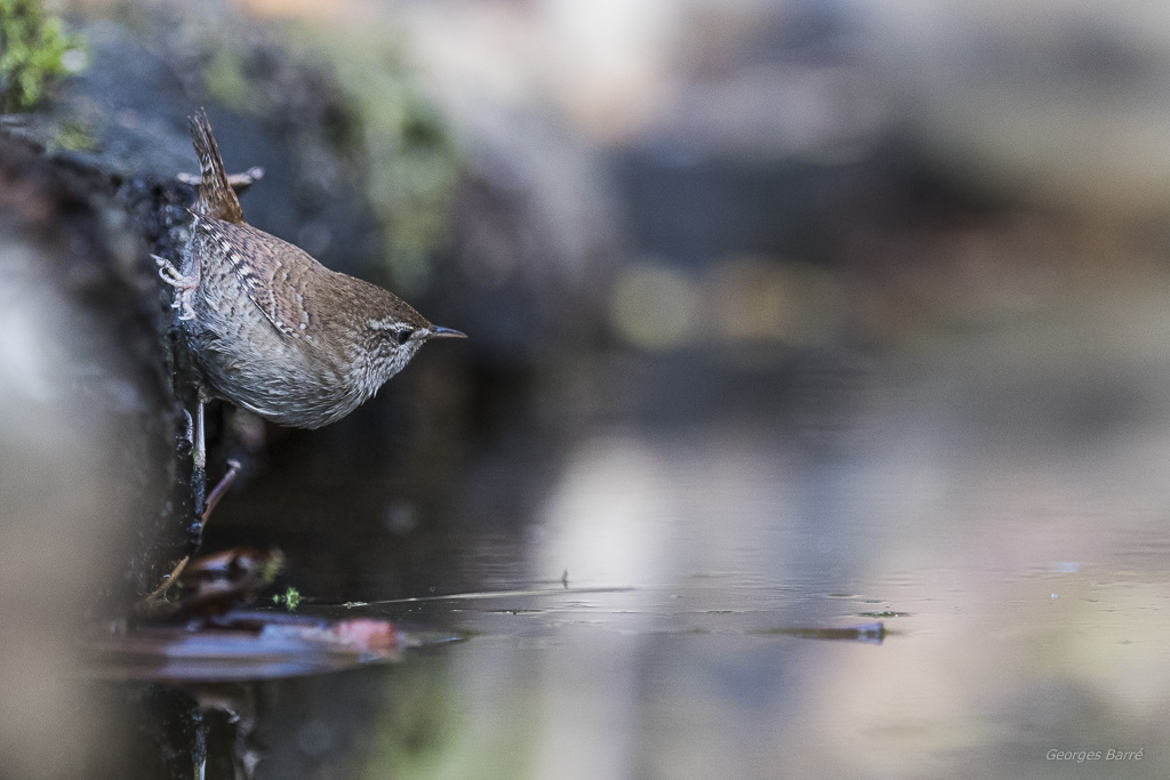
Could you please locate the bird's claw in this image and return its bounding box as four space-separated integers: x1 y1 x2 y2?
152 254 198 321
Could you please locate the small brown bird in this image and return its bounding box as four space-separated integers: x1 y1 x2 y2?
156 109 464 455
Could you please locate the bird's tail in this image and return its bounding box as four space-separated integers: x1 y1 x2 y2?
188 109 244 223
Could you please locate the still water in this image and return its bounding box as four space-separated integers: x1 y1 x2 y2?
97 299 1170 779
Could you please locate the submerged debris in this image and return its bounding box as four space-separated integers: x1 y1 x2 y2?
753 621 886 644
95 547 456 682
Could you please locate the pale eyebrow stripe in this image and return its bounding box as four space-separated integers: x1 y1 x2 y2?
367 320 399 330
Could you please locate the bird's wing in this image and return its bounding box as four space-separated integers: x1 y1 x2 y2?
198 217 313 339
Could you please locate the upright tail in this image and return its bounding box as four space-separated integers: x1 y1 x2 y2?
188 109 244 223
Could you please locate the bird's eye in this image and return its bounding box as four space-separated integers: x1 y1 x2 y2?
395 328 414 345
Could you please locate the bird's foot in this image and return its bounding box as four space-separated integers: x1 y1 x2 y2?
153 254 198 320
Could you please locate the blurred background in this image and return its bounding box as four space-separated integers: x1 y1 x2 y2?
5 0 1170 777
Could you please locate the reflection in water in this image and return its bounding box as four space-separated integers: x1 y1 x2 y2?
387 306 1170 778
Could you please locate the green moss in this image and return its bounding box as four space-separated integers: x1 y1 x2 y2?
162 9 457 291
272 24 460 293
203 47 250 110
259 549 287 584
272 586 302 611
0 0 84 112
55 118 93 150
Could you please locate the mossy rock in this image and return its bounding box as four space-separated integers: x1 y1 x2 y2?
0 0 83 112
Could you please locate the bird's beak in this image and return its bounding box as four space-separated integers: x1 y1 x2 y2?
428 325 467 339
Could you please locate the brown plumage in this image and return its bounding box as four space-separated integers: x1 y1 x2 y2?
156 109 464 430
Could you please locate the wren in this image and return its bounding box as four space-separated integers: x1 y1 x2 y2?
155 110 464 466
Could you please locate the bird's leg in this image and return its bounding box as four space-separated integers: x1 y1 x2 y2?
188 390 242 541
194 396 206 473
153 253 199 321
187 455 241 553
186 394 212 549
185 396 207 551
202 459 241 525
